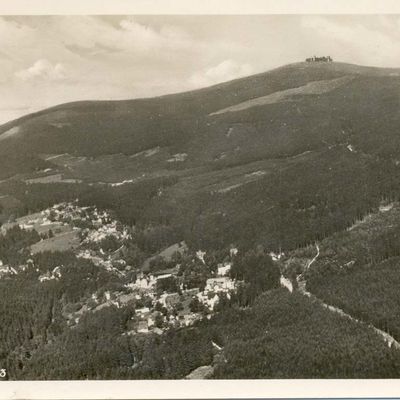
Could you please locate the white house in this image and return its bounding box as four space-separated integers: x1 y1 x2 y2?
38 273 51 282
155 273 172 281
230 248 238 257
137 321 149 333
135 307 150 315
217 263 231 276
280 275 293 293
207 294 220 310
147 316 155 328
205 277 235 292
19 223 34 230
135 274 156 289
196 250 206 264
270 251 284 261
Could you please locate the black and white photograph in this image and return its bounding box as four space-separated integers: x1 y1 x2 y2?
2 1 400 396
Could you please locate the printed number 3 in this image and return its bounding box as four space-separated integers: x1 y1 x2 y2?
0 369 6 378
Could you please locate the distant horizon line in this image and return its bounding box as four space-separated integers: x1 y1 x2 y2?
1 59 399 127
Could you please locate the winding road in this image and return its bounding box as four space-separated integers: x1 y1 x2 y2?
297 243 400 350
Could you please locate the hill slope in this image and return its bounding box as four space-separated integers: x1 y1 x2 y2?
4 61 400 379
2 61 400 251
2 61 400 160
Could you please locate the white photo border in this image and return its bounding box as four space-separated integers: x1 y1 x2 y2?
1 0 400 398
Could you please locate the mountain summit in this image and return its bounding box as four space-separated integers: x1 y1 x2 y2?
1 61 400 249
1 61 400 162
3 61 400 379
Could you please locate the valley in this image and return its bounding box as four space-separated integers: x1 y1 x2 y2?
2 61 400 379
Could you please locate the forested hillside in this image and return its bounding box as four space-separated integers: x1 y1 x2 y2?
2 61 400 379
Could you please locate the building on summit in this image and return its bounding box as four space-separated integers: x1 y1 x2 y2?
306 55 333 62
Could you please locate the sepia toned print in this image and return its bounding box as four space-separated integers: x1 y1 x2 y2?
2 14 400 381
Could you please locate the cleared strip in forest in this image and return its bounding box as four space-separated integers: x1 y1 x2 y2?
297 244 400 350
209 76 353 116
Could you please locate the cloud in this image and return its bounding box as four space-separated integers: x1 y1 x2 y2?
189 59 253 88
15 59 67 81
301 16 400 66
51 16 193 56
2 15 400 125
0 17 36 49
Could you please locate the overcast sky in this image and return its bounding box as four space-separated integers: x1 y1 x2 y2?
1 15 400 124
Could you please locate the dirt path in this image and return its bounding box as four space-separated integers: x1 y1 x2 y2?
296 243 319 293
297 243 400 350
306 243 320 270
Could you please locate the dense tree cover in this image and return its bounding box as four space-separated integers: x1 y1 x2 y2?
3 215 397 380
3 63 400 380
14 304 214 379
3 141 400 261
148 255 174 273
156 276 179 295
2 176 178 227
0 62 352 160
0 277 63 379
2 230 400 379
1 178 181 260
11 288 400 379
3 144 400 260
189 297 208 314
178 259 214 292
229 248 280 306
0 151 49 180
89 235 121 253
302 207 400 339
0 226 40 266
0 250 128 379
210 290 400 378
285 203 400 343
231 249 279 288
120 241 146 268
0 195 22 225
308 257 400 342
179 148 400 251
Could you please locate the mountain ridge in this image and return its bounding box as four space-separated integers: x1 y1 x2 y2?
2 60 400 252
2 60 399 132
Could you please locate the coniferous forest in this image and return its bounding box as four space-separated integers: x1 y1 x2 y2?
2 58 400 379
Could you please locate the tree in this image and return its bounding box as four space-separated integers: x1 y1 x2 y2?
230 249 280 304
154 313 164 328
189 297 201 313
156 276 179 294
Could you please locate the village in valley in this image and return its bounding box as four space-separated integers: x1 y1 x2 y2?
0 201 243 336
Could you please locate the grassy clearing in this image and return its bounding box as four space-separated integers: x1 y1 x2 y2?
30 230 80 254
210 76 353 115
